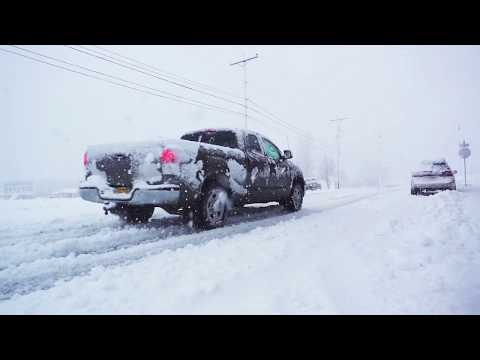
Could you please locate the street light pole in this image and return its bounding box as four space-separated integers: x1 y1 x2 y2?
230 54 258 129
329 117 348 189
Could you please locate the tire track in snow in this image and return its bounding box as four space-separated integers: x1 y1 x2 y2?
0 188 391 301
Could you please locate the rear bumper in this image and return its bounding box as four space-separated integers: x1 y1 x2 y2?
412 184 456 192
79 186 180 206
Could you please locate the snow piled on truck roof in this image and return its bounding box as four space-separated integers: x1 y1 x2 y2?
181 127 246 135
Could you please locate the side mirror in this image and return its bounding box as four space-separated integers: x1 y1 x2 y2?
453 170 458 174
283 150 292 159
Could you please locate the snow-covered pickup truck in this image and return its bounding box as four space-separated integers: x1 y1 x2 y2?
80 128 305 228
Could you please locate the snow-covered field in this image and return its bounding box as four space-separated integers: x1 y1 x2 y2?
1 184 479 314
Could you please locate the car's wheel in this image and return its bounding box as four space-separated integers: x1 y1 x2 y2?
283 182 304 212
410 188 417 195
185 185 229 229
115 205 154 224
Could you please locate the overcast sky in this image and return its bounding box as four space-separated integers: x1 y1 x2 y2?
1 45 479 186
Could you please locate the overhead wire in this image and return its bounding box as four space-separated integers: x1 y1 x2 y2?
64 45 248 109
68 45 318 142
2 45 322 145
1 46 246 117
90 45 243 100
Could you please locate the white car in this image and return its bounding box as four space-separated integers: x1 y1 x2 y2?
305 177 322 191
411 159 457 195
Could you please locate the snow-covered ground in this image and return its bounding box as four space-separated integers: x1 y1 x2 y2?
1 183 479 314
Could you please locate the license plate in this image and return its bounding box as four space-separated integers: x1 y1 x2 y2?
114 187 130 194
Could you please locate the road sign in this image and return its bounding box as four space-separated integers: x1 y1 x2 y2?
459 147 471 159
458 140 471 186
459 140 471 158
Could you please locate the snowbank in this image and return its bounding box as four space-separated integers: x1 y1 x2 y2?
0 185 479 314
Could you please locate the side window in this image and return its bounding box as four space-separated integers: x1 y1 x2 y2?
245 134 263 154
261 138 281 161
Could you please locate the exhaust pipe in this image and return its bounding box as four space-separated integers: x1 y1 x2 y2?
102 202 117 215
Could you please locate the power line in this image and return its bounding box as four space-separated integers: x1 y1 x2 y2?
2 45 323 146
249 105 317 142
68 45 318 143
8 45 247 117
65 45 248 110
0 46 247 117
71 45 319 143
247 98 317 141
0 46 298 140
91 45 243 100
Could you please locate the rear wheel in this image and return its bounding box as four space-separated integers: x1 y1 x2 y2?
183 185 229 229
283 182 304 212
113 205 154 224
410 188 417 195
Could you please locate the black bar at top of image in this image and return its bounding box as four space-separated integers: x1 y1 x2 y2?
1 13 480 45
2 29 480 45
2 1 480 44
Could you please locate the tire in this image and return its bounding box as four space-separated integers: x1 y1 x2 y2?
283 182 304 212
185 184 229 229
114 205 154 224
410 188 417 195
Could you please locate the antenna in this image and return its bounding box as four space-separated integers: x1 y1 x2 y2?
230 53 259 129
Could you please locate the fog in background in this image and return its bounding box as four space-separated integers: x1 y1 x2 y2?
1 45 479 190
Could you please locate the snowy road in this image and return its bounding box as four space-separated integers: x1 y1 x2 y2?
1 185 479 314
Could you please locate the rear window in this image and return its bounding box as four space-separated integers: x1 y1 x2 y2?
416 160 451 174
180 132 202 142
432 164 450 173
181 130 239 149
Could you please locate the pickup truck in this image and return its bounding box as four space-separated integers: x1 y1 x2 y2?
79 128 305 229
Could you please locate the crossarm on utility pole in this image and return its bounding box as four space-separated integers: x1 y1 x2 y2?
230 54 259 129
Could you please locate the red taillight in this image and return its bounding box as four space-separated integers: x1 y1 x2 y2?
83 151 89 168
160 148 176 164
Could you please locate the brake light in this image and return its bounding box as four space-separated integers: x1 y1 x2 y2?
160 148 176 164
83 151 89 168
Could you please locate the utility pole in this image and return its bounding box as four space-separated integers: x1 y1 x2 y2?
378 131 383 188
230 53 259 129
459 139 471 187
329 117 348 189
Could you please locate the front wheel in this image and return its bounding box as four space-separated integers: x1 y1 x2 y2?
283 182 304 212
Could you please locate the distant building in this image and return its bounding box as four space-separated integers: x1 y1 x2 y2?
47 188 79 198
3 181 35 197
